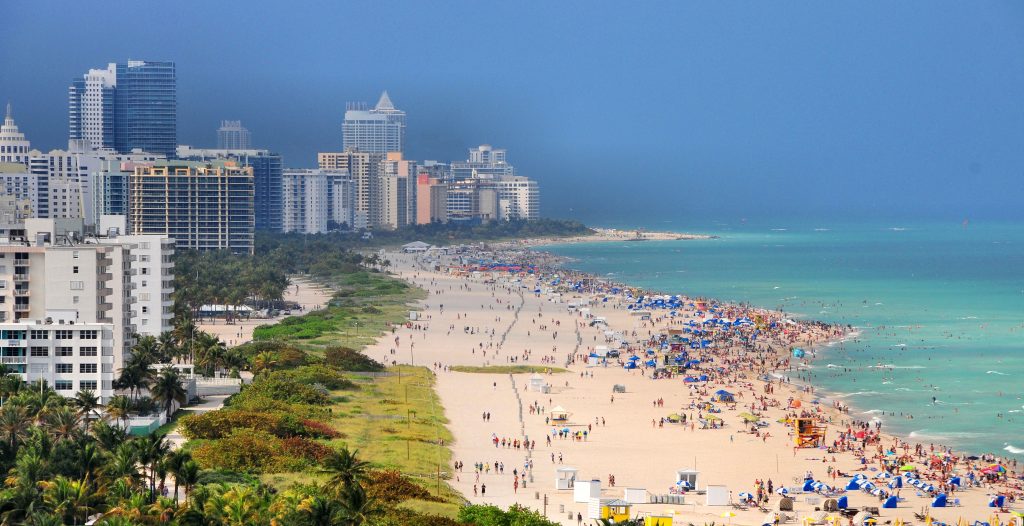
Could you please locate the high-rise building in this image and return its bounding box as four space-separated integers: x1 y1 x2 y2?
0 104 32 165
177 146 282 231
217 120 251 150
128 160 254 254
318 149 383 230
416 172 447 224
69 60 176 157
379 152 416 230
495 176 540 221
342 91 406 154
447 177 498 223
451 144 515 181
281 169 354 234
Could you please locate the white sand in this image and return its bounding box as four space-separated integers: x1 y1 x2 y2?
362 252 1014 525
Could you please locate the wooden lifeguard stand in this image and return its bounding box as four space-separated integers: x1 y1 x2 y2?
794 418 826 448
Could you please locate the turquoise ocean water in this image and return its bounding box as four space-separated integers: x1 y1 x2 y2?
543 221 1024 459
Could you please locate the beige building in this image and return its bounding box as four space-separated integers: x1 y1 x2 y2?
129 160 254 254
415 173 447 224
319 149 384 230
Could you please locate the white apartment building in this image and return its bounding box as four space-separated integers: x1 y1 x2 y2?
282 169 354 234
495 176 540 221
0 217 173 402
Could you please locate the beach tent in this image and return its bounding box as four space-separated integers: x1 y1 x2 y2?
803 480 817 492
623 362 637 370
712 390 735 402
837 496 848 509
988 495 1006 508
932 494 948 508
882 496 898 509
846 479 863 490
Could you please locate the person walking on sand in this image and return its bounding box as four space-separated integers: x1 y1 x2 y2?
481 483 486 496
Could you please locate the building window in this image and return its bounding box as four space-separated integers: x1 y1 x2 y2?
80 330 97 339
55 330 73 340
80 380 97 391
73 266 79 274
54 380 72 391
72 251 79 259
70 281 84 290
30 347 48 357
30 330 48 339
80 363 97 374
142 306 148 314
57 347 73 357
79 346 97 357
56 363 73 373
73 296 79 304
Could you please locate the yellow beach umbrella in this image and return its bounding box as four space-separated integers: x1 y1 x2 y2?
722 511 736 525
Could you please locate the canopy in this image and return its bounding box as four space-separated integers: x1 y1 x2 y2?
738 412 759 423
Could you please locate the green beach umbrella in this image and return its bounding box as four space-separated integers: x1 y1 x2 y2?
899 465 916 471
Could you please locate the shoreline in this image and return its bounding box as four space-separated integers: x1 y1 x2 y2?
361 244 1023 525
523 233 1021 468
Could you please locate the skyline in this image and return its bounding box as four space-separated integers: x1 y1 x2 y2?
2 1 1023 223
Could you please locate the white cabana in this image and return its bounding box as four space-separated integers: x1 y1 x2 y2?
555 467 578 490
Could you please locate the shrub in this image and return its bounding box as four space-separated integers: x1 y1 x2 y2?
191 430 301 473
278 365 357 390
280 437 334 463
178 410 305 440
365 470 439 504
324 346 384 372
195 469 260 486
232 374 330 406
301 419 343 439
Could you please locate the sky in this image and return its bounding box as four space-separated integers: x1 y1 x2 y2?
2 1 1023 226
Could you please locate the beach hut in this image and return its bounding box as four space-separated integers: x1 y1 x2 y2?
882 496 898 509
623 488 649 504
705 485 729 506
550 406 570 423
932 494 948 508
589 498 632 521
613 384 626 393
555 467 578 490
676 469 699 490
574 479 601 503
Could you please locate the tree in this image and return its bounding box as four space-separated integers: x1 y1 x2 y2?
176 460 200 501
251 351 277 376
318 447 370 496
105 395 133 430
148 368 186 419
335 482 382 526
72 389 101 431
41 407 81 442
0 404 31 449
40 476 96 525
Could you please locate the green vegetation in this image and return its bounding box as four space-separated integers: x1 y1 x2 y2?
449 365 567 374
259 218 593 249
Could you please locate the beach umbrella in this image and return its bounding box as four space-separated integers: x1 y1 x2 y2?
722 511 736 525
899 465 916 471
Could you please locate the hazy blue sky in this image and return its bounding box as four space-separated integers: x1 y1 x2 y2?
2 1 1022 225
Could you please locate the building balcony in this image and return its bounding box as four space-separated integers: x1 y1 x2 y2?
13 288 29 297
13 304 29 312
13 274 29 283
0 356 26 365
98 273 113 281
97 287 113 297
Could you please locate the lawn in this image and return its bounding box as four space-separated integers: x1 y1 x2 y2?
260 365 461 504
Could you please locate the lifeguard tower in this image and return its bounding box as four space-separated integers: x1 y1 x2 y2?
555 467 578 490
795 418 826 448
530 374 549 393
550 406 570 423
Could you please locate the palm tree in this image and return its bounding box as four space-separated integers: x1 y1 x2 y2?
157 331 179 363
116 354 155 402
41 407 81 442
296 495 344 526
193 333 227 377
318 447 371 496
132 336 160 364
164 451 191 504
134 434 169 502
148 368 186 419
102 444 142 487
176 460 200 501
22 512 63 526
40 475 96 525
251 351 277 375
72 389 101 431
90 420 129 452
105 395 133 430
335 482 382 526
0 404 30 449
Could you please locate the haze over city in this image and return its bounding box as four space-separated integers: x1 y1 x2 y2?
2 1 1023 223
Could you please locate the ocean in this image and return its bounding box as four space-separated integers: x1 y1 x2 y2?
542 220 1024 459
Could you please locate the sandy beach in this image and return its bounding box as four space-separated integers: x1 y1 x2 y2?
361 248 1021 526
